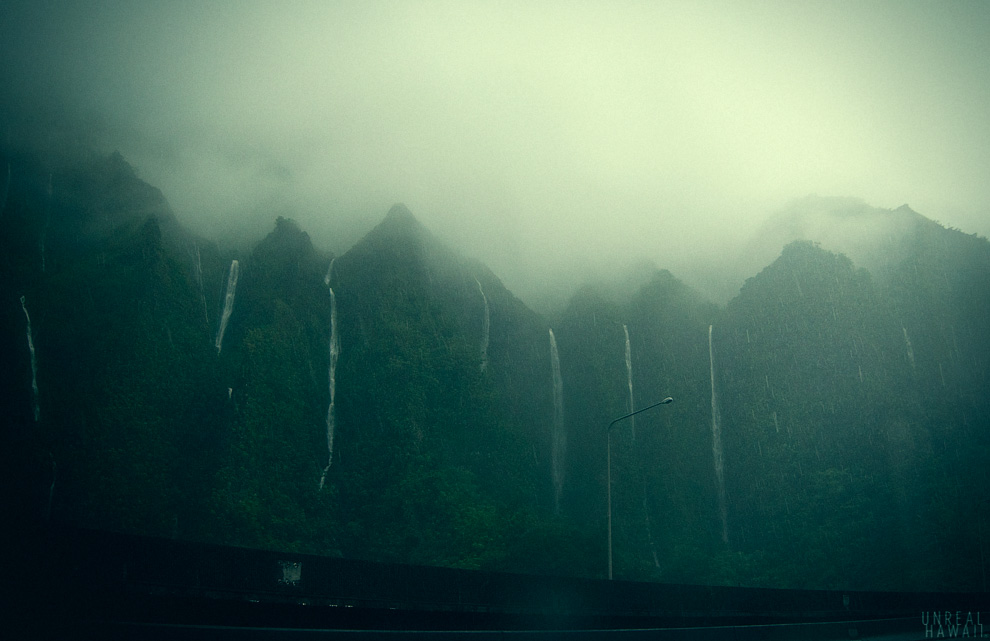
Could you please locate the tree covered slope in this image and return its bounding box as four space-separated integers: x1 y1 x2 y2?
2 146 988 591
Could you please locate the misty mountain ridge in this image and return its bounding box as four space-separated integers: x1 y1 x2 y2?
3 144 990 590
4 145 987 384
4 137 985 313
4 0 990 599
736 195 981 289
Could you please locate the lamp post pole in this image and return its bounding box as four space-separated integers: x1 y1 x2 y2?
607 396 673 580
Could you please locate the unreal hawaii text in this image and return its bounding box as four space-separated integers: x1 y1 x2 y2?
922 611 985 638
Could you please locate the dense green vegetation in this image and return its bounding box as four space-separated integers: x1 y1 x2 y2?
2 145 988 591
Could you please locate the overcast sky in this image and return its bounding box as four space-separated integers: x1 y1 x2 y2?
2 1 989 306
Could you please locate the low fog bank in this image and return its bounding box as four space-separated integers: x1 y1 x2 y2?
0 95 765 309
3 100 986 314
3 0 989 310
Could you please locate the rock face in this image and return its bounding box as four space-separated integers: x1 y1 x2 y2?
2 141 989 589
327 203 556 564
0 147 226 538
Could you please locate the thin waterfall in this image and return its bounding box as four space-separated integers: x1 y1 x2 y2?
476 278 490 372
324 257 335 287
627 324 656 566
319 286 339 490
549 329 565 513
215 260 239 354
709 325 728 543
20 295 40 422
623 324 635 440
193 244 208 325
902 327 916 370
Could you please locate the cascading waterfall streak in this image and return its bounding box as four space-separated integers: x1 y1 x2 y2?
903 327 916 369
623 324 635 440
319 286 339 490
709 324 728 543
20 295 40 422
193 244 208 324
214 260 239 354
476 278 490 372
549 328 565 513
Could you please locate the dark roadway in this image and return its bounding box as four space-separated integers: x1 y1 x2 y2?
6 525 982 640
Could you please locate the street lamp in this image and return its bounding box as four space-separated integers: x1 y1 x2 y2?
607 396 673 580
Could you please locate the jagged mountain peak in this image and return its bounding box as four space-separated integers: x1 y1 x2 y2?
342 203 494 285
385 202 416 223
762 196 904 239
761 239 855 274
331 203 544 364
738 196 927 284
892 203 924 218
732 239 867 310
242 217 323 287
254 216 316 260
341 203 433 263
235 216 326 323
370 202 425 238
635 266 705 303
